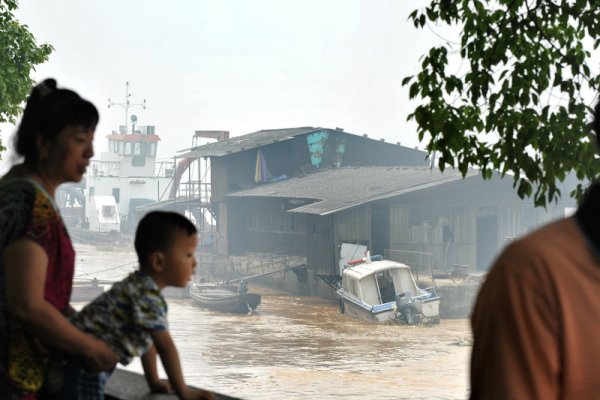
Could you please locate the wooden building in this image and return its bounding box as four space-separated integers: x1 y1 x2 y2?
175 127 575 296
226 166 574 295
177 126 429 253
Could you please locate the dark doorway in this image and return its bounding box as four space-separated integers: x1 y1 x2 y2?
476 215 498 271
371 204 390 256
112 188 120 203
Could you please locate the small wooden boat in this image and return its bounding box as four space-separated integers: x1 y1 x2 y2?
189 283 261 314
71 284 104 302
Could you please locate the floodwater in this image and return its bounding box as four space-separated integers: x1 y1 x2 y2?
73 244 472 400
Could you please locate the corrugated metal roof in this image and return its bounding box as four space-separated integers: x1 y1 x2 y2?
177 127 319 158
227 166 477 215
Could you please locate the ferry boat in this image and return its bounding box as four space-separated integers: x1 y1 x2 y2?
58 83 174 234
83 121 174 233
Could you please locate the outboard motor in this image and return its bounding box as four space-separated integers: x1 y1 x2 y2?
396 292 417 325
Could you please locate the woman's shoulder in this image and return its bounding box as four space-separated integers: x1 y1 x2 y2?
0 177 52 211
0 177 36 208
0 178 38 244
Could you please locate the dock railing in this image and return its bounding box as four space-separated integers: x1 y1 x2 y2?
384 249 453 284
195 250 306 284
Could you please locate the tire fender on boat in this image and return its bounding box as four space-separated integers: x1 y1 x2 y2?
339 298 345 314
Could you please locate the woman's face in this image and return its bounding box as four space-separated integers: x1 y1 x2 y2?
44 125 95 183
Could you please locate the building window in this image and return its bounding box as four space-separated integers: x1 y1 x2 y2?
148 142 157 157
112 188 120 203
102 205 116 216
132 142 146 166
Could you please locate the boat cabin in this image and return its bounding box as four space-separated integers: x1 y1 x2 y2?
338 258 440 324
342 260 421 307
82 125 174 233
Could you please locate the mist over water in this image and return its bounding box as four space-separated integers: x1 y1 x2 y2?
73 245 472 400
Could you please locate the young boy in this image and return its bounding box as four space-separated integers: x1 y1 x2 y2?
52 211 213 399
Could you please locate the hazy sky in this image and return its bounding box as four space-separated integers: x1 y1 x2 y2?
1 0 444 169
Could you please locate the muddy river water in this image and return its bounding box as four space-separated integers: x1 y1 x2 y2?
73 245 473 400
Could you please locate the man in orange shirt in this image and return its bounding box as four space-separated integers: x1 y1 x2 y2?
470 98 600 399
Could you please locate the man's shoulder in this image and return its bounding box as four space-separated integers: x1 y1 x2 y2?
508 217 578 252
493 217 583 275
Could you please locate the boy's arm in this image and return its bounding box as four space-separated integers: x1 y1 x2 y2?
141 344 171 393
4 238 118 372
151 330 214 399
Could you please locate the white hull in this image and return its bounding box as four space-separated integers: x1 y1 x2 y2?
339 293 440 324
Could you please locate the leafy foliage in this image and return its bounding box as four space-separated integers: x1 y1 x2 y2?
404 0 600 207
0 0 53 159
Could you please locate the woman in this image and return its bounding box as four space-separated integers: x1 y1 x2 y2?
0 79 118 398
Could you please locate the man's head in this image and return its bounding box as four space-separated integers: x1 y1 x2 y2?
135 211 198 288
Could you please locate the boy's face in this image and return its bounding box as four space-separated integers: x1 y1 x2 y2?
161 232 198 288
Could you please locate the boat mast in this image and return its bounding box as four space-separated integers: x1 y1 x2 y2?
107 81 147 133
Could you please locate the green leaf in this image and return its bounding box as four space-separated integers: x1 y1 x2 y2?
0 0 53 140
405 0 600 207
409 82 420 99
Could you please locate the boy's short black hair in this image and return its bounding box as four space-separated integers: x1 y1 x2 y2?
134 211 197 265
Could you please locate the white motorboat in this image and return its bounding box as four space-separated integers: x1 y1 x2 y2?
337 255 440 325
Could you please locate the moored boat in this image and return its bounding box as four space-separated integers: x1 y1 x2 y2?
189 283 261 315
337 256 440 325
71 282 105 302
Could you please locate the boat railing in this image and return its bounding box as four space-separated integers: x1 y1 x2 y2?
173 180 211 203
154 160 176 178
196 250 306 284
88 160 176 179
384 249 452 284
230 251 306 282
89 160 121 177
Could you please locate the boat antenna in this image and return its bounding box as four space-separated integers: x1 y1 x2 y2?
108 81 146 133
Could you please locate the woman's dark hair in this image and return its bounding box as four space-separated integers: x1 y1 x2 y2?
135 211 198 265
15 78 99 163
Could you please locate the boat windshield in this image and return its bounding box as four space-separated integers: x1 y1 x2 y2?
375 270 396 303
